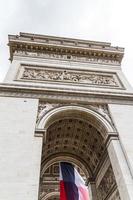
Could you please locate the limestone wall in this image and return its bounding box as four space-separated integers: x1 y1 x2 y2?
0 97 42 200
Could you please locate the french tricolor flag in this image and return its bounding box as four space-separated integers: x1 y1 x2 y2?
59 162 90 200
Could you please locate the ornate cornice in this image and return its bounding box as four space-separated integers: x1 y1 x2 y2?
8 32 124 64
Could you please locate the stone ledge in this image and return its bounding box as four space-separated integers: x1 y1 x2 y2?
0 83 133 104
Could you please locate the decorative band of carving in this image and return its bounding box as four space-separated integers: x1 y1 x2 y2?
37 102 112 125
18 65 122 88
14 51 121 66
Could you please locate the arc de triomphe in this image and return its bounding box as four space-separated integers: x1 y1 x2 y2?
0 32 133 200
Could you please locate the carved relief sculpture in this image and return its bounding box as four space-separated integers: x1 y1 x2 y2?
97 165 119 200
19 65 121 88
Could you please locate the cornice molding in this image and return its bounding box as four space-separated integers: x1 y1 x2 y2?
0 83 133 104
8 33 124 64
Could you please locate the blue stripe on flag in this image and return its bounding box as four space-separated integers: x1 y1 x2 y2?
60 162 79 200
63 182 79 200
60 162 75 182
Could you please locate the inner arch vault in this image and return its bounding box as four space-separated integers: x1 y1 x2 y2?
38 105 119 200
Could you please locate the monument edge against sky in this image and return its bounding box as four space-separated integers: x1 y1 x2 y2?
0 32 133 200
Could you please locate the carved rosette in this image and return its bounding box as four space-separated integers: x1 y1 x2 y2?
18 65 122 89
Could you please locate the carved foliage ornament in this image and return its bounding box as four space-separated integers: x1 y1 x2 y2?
37 102 112 124
20 66 121 88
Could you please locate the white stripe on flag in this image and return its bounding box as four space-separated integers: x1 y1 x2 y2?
74 167 90 200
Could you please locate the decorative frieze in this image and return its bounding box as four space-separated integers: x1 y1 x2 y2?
14 51 120 65
19 65 122 89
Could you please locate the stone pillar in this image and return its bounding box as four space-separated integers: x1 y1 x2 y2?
107 138 133 200
88 180 98 200
0 97 43 200
108 104 133 177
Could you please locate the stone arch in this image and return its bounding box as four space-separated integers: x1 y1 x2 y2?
37 105 116 141
40 191 59 200
38 105 120 200
41 154 89 179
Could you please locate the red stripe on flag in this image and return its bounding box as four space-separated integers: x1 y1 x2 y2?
60 181 67 200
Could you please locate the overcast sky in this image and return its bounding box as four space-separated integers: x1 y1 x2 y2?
0 0 133 86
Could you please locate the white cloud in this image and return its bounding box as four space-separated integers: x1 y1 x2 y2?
0 0 133 86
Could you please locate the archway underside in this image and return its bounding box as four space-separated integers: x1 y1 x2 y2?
42 118 106 175
39 116 120 200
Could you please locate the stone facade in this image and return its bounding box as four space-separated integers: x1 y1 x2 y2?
0 33 133 200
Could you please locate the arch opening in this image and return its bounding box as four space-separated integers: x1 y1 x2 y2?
39 160 87 200
37 105 115 141
38 105 120 200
